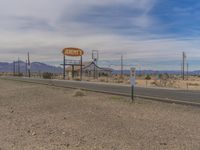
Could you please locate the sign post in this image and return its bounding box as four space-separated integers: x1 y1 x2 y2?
130 67 136 102
62 48 84 80
63 55 66 79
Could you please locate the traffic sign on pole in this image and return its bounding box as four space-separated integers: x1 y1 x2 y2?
130 67 136 101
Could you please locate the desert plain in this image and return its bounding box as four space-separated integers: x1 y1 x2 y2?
0 79 200 150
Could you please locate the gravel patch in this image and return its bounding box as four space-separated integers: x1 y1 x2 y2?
0 79 200 150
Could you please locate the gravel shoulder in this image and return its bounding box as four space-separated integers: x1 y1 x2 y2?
0 79 200 150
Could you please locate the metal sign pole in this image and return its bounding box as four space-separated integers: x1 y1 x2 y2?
63 55 66 79
131 85 134 101
80 55 83 81
130 67 136 102
62 48 84 81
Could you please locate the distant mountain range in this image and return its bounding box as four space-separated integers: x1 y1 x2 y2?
0 61 62 73
0 61 200 75
112 70 200 75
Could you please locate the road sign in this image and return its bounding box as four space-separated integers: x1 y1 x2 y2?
62 47 84 80
130 67 136 101
62 48 84 57
130 67 136 86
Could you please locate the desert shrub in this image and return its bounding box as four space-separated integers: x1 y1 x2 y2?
151 81 157 86
158 74 163 79
14 73 23 77
99 73 108 77
42 72 53 79
188 83 199 86
73 89 85 97
117 80 124 83
100 78 106 82
74 78 81 81
19 73 23 77
145 74 151 80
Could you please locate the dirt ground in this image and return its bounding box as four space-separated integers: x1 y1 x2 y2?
0 79 200 150
87 75 200 91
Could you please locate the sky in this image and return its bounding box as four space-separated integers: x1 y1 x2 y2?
0 0 200 70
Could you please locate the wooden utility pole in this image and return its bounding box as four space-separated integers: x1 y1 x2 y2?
92 50 99 79
187 62 189 80
182 52 186 80
13 61 15 76
121 55 123 78
18 57 20 76
28 52 31 78
25 60 28 76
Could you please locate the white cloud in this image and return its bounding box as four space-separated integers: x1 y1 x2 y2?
0 0 199 70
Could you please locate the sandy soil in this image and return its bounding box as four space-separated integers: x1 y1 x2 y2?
81 76 200 90
0 79 200 150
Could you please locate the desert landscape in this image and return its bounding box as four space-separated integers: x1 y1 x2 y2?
0 79 200 150
84 74 200 91
1 72 200 91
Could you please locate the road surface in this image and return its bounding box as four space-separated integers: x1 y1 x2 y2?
1 77 200 105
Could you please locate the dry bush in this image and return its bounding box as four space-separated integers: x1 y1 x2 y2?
73 89 86 97
43 72 53 79
117 80 124 83
74 78 81 81
188 83 199 86
100 78 106 82
151 81 158 86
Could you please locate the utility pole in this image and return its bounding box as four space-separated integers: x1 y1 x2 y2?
27 52 31 78
13 61 15 76
18 57 20 76
121 55 123 78
92 50 99 79
182 52 186 80
25 60 28 76
187 62 189 80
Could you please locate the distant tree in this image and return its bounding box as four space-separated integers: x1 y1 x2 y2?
18 73 23 77
158 74 163 79
145 74 151 80
164 73 170 79
42 72 53 79
145 74 151 88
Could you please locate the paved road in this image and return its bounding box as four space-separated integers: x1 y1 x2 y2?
1 77 200 105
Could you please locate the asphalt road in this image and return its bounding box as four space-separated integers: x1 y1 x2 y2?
1 77 200 105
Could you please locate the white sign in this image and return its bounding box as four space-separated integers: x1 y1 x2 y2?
130 67 136 86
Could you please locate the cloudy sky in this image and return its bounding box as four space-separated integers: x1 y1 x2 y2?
0 0 200 70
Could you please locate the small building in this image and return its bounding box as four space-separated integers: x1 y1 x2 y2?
66 61 112 78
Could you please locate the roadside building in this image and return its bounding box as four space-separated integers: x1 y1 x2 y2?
66 61 112 78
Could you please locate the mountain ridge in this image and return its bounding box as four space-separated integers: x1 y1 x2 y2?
0 61 200 75
0 61 62 73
